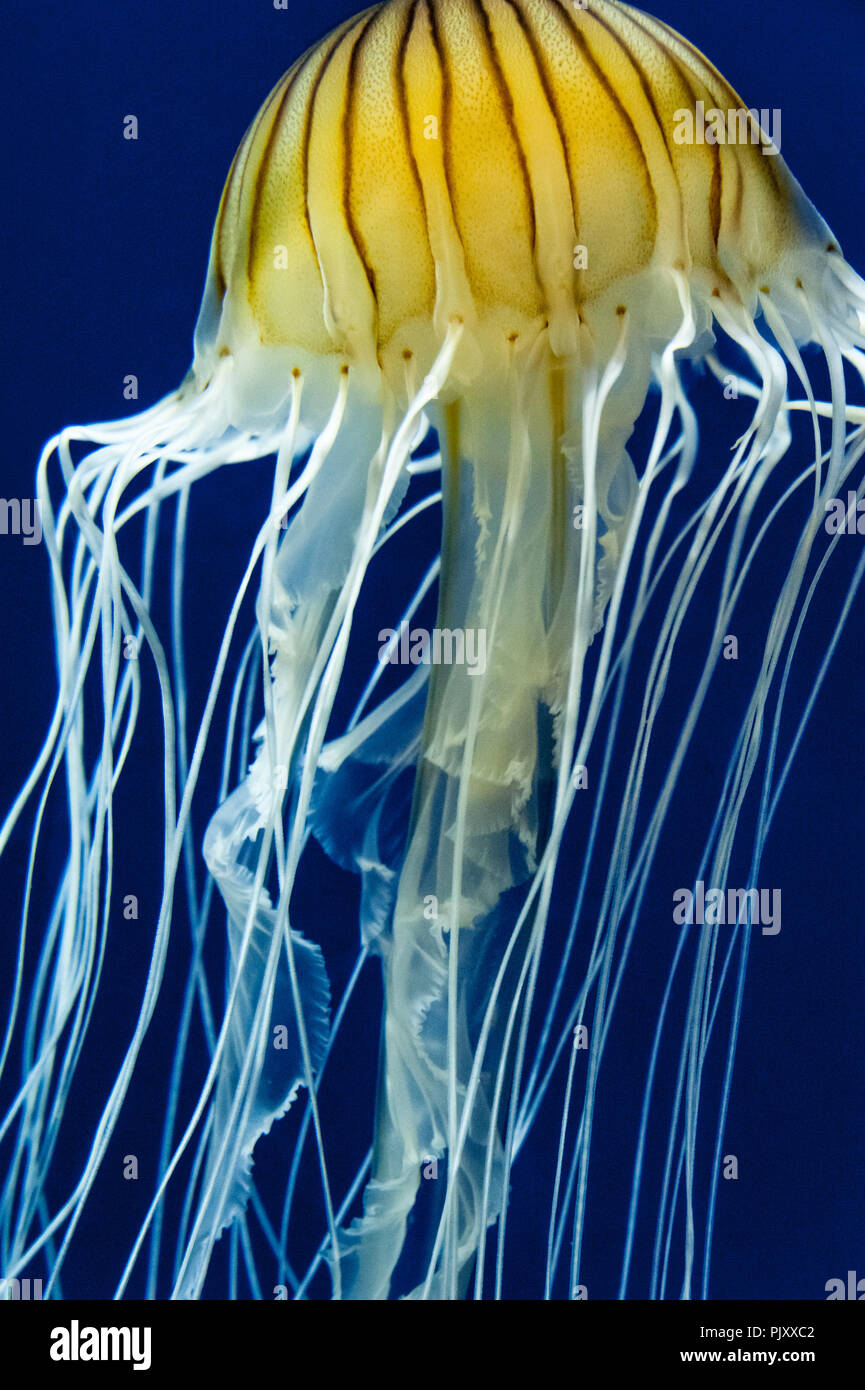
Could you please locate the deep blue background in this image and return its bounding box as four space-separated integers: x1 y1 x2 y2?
1 0 864 1300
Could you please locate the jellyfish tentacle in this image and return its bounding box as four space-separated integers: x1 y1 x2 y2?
173 377 353 1297
329 307 641 1298
0 399 194 1283
277 570 439 1283
176 328 461 1297
147 630 260 1299
1 366 318 1294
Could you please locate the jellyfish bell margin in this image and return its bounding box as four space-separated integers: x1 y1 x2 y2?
1 0 864 1302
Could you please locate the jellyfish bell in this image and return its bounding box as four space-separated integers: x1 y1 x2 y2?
3 0 865 1302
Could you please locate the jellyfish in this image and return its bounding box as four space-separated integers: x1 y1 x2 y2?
1 0 864 1302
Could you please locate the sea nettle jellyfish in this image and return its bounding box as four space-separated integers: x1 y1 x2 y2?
2 0 863 1301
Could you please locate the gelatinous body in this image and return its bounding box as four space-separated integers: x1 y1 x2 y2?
2 0 863 1301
